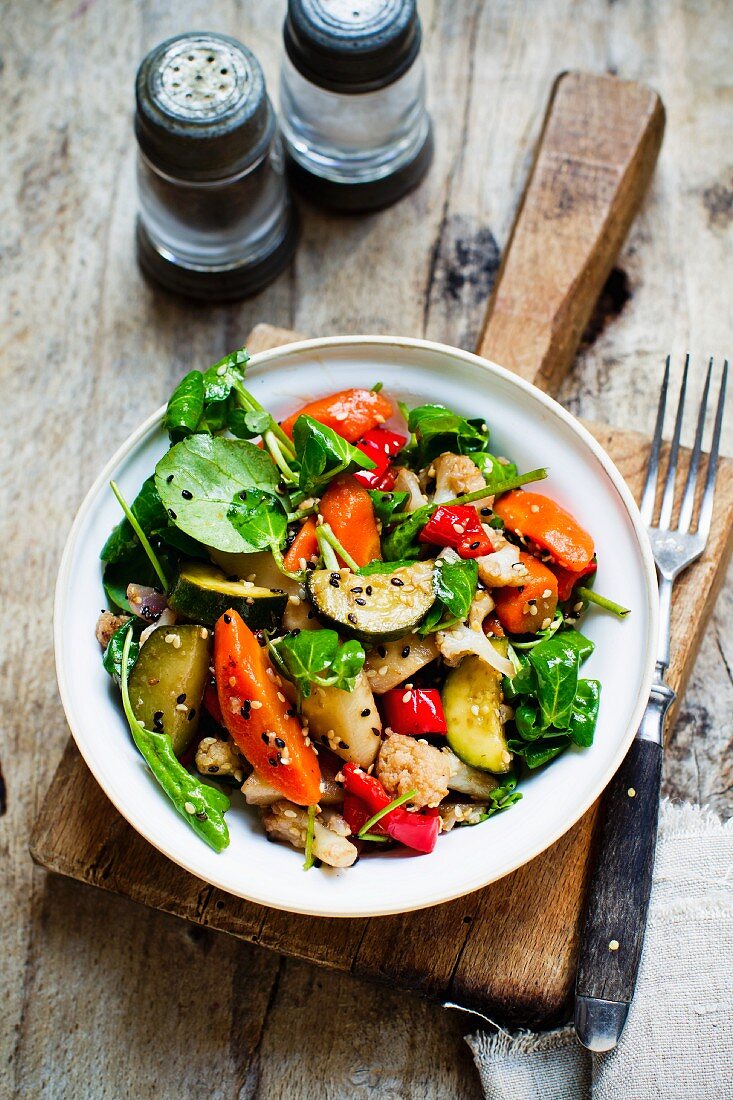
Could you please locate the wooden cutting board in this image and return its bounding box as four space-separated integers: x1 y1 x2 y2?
30 72 733 1029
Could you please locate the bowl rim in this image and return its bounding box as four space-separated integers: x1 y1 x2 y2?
54 334 659 917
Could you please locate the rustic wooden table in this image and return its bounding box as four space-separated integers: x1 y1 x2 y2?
3 1 732 1096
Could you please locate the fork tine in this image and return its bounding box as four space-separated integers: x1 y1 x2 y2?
696 358 728 542
677 358 713 533
658 354 690 530
640 356 671 524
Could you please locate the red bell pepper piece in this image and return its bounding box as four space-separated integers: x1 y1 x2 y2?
550 559 598 602
419 505 493 558
381 688 447 736
358 428 406 457
341 763 440 853
352 428 406 490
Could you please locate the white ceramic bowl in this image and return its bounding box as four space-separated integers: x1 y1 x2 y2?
55 336 657 917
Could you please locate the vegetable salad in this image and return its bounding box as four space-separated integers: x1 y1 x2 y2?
96 348 628 868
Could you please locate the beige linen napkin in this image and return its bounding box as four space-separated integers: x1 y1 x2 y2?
467 801 733 1100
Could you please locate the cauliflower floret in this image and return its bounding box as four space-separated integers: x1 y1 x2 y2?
468 588 495 631
376 731 451 809
432 452 492 508
476 525 528 588
393 467 428 511
195 736 245 781
262 801 358 868
441 747 501 798
435 623 515 677
95 611 130 649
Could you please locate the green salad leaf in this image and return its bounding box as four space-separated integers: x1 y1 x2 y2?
154 435 281 553
418 552 477 634
567 679 601 747
227 489 288 553
273 629 365 697
102 618 141 684
164 370 206 442
292 415 375 494
401 404 490 466
527 633 581 729
368 489 409 525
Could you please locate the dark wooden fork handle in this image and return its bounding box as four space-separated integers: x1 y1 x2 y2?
574 732 664 1051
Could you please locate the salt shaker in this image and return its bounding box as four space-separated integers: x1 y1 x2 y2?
280 0 433 212
135 32 298 300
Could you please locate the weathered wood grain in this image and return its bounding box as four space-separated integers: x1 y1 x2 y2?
4 1 733 1097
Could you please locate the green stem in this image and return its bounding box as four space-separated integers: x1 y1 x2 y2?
316 526 339 570
357 788 418 838
233 382 295 456
287 504 319 523
264 430 298 485
110 480 169 592
270 544 305 583
577 587 630 618
359 832 391 843
319 523 360 572
388 468 548 525
303 804 317 870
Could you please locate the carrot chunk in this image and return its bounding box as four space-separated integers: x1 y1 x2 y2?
493 491 594 572
493 554 559 635
320 474 382 568
280 388 394 443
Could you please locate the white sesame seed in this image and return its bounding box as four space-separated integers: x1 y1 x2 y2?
175 703 188 713
402 690 411 703
184 801 196 814
229 676 237 688
541 617 552 630
542 589 552 599
277 691 286 703
379 665 389 676
290 594 301 606
199 627 209 639
250 700 263 710
574 601 584 612
530 504 540 513
283 808 297 818
470 704 480 717
266 667 275 679
164 633 181 648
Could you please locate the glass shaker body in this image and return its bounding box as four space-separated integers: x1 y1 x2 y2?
135 33 298 300
280 0 433 211
279 52 430 187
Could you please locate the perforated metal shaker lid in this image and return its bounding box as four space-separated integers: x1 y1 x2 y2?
135 32 275 182
284 0 421 93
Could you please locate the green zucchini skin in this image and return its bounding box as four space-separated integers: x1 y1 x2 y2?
443 650 513 774
168 562 287 630
128 624 212 757
305 561 435 643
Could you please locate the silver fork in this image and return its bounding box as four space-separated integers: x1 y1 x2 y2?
575 355 728 1053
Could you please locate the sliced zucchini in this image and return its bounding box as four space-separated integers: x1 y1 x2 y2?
209 548 301 598
306 561 434 643
168 562 287 630
300 672 382 768
128 624 212 757
443 644 513 774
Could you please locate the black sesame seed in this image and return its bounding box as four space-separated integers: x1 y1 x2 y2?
286 708 297 717
480 507 491 516
242 699 251 711
469 541 480 550
377 645 387 658
305 561 316 571
269 758 278 767
391 578 404 587
372 727 381 736
240 490 248 500
195 811 208 821
401 645 411 658
181 489 193 500
355 597 366 606
338 740 349 750
166 474 174 484
168 508 177 520
153 710 163 721
275 737 286 749
187 708 196 721
347 613 357 624
329 574 340 588
360 708 371 717
177 693 187 704
307 610 315 619
365 585 372 596
208 765 219 773
223 613 232 624
291 628 301 636
256 632 266 647
261 732 269 743
351 587 363 594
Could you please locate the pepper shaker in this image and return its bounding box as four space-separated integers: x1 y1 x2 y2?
135 32 298 300
280 0 433 212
